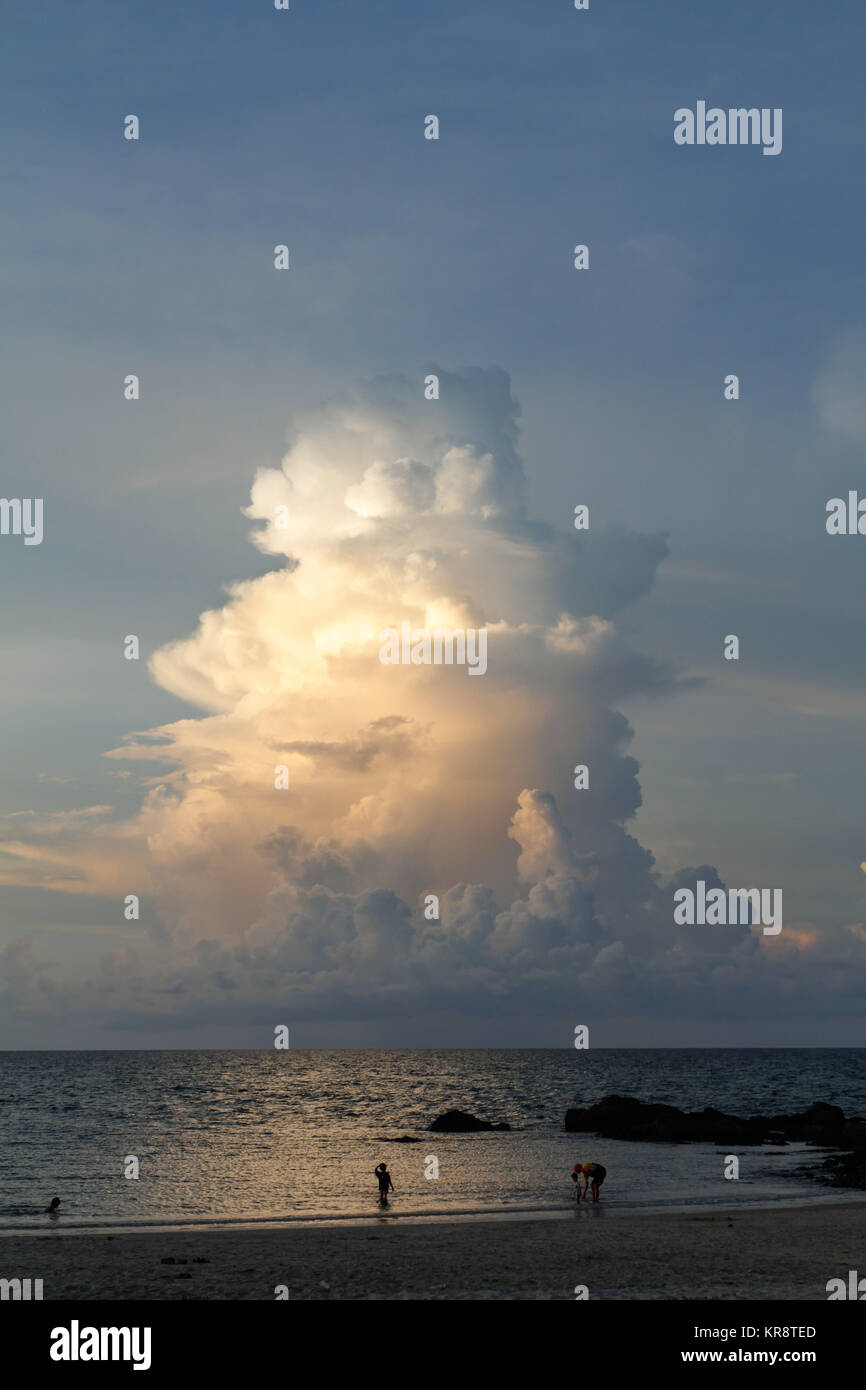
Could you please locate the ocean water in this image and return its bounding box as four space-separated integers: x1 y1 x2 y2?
0 1049 863 1234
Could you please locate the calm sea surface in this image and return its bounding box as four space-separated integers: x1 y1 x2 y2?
1 1049 863 1233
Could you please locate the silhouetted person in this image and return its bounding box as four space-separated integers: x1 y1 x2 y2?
44 1197 60 1215
572 1162 606 1203
374 1163 394 1203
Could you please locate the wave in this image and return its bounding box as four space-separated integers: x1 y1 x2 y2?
0 1188 860 1238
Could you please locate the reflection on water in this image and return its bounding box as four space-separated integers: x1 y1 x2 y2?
0 1048 863 1231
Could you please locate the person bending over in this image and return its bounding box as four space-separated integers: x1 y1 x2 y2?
572 1162 606 1203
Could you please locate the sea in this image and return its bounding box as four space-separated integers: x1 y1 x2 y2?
1 1048 863 1235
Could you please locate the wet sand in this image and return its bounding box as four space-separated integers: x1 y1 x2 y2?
2 1200 863 1300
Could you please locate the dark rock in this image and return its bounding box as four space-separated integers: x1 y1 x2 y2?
429 1109 511 1132
819 1151 866 1189
564 1094 861 1150
804 1102 845 1126
375 1135 422 1143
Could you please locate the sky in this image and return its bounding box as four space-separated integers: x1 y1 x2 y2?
2 0 866 1047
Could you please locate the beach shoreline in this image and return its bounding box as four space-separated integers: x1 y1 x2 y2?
0 1186 860 1240
3 1198 863 1300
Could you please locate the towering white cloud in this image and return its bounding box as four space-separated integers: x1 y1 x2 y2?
4 367 865 1036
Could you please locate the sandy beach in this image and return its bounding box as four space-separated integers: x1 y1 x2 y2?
3 1201 863 1300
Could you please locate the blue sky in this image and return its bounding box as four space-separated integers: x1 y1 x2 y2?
2 0 866 1046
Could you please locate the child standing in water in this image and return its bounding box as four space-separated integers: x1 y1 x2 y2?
374 1163 394 1202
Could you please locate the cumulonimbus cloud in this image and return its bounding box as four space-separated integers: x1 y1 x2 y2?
4 366 866 1035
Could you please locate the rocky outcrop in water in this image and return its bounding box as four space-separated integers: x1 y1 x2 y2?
429 1109 511 1132
564 1094 866 1149
812 1150 866 1188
